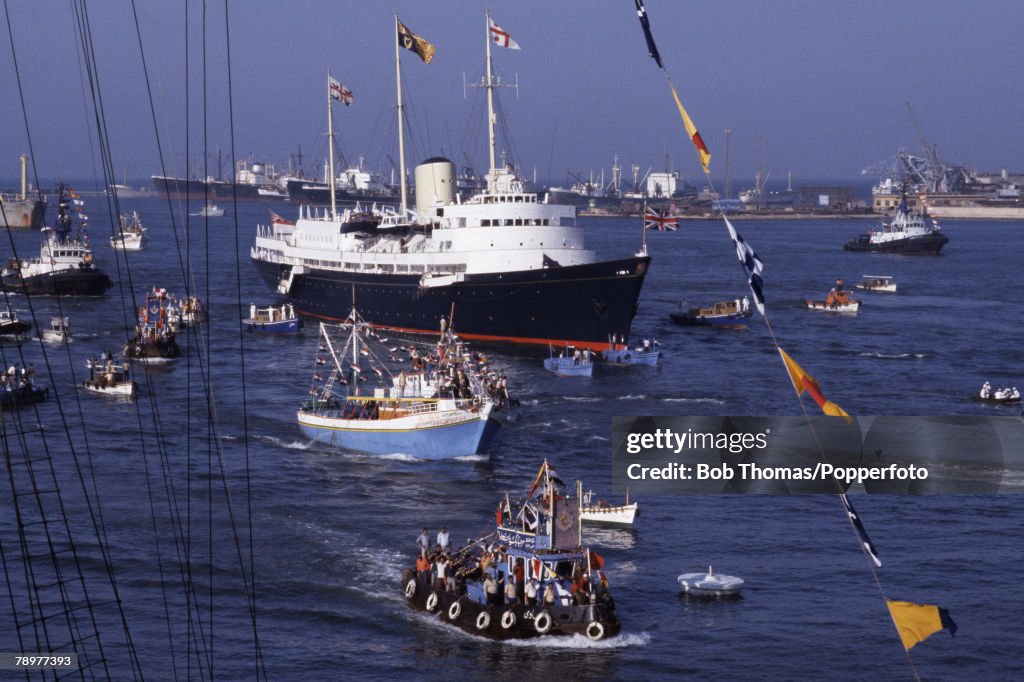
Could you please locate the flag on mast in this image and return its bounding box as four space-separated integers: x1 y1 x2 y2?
644 205 678 231
397 19 436 64
778 348 853 423
488 17 520 50
328 76 353 105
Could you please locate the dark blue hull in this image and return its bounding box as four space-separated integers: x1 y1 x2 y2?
843 232 949 254
253 256 650 350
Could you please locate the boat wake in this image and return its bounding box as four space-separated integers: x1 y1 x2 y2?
587 435 610 442
615 394 647 400
662 397 727 404
501 631 652 649
260 434 312 450
562 396 602 402
858 352 929 360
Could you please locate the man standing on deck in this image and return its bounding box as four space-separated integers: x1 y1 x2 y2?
417 528 430 557
437 526 450 553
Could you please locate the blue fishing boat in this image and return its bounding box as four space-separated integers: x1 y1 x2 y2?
402 460 621 641
244 303 303 333
297 310 500 458
543 344 593 377
601 336 661 366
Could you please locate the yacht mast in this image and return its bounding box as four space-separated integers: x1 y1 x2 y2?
485 11 497 185
327 70 338 220
395 15 409 217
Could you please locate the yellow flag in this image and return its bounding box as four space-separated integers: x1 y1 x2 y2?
886 600 957 650
778 348 852 423
669 83 710 174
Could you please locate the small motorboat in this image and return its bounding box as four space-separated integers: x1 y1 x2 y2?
110 210 147 250
191 202 224 218
82 356 136 398
41 316 71 343
855 275 896 293
244 303 303 333
580 489 638 527
974 382 1020 404
601 337 661 366
0 307 31 337
806 279 860 313
677 566 744 598
670 299 753 328
543 344 593 377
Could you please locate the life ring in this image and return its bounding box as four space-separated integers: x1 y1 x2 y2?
586 621 605 641
500 610 517 630
475 611 490 631
447 601 461 620
533 611 552 635
404 579 417 600
425 592 439 611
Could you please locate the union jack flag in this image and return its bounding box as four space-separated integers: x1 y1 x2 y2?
644 205 678 231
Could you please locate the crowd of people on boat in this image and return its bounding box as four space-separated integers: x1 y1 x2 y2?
85 352 130 389
412 526 613 610
2 362 37 391
979 382 1020 401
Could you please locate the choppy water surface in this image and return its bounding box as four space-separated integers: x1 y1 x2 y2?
2 199 1022 680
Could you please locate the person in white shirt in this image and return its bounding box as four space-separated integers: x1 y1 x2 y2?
436 526 450 552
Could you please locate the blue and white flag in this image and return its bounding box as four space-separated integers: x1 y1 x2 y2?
840 493 881 567
723 216 765 316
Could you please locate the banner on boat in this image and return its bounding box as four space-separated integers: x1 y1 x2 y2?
612 416 1024 494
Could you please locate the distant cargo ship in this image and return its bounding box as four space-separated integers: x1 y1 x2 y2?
0 155 46 228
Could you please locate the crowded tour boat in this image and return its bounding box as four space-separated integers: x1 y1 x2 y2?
401 461 621 641
297 310 501 458
83 353 136 398
124 289 181 361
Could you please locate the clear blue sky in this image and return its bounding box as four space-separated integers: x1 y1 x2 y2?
2 1 1021 187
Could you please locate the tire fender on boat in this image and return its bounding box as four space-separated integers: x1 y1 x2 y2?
533 611 552 635
448 600 461 621
404 578 417 600
500 610 516 630
475 611 491 631
425 592 439 611
586 621 605 641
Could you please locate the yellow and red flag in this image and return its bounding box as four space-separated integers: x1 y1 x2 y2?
670 84 710 174
778 348 852 423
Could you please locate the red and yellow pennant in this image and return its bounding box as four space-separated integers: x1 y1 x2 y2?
669 83 710 175
778 348 852 423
